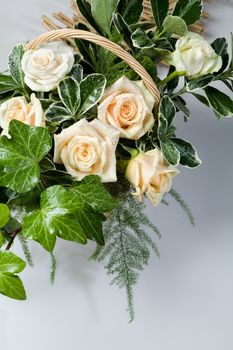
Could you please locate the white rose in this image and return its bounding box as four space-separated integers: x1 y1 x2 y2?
53 118 120 182
169 32 222 78
21 41 74 92
125 149 179 206
97 76 155 140
0 93 45 137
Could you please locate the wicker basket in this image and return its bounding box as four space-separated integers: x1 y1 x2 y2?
42 0 209 35
27 28 161 104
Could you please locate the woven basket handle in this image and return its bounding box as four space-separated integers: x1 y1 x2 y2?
27 29 160 104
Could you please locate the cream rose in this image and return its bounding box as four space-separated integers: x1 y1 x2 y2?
0 94 45 137
97 76 155 140
21 41 74 92
168 32 222 78
53 118 120 182
125 149 179 206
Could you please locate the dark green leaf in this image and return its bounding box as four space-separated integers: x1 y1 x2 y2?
0 120 52 193
8 44 25 88
68 64 84 83
8 190 40 224
76 0 101 34
119 0 143 25
211 37 229 73
113 13 133 49
158 114 168 142
0 251 26 300
150 0 169 30
45 104 72 124
131 28 155 49
159 95 176 125
205 86 233 118
173 0 202 26
187 75 214 91
58 77 81 115
0 203 10 228
91 0 119 36
172 138 201 168
79 74 106 116
0 74 20 94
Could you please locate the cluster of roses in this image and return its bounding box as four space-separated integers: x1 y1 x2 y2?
0 32 222 207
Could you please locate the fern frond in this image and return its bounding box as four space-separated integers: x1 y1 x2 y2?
50 253 57 284
18 234 33 267
169 188 195 226
91 186 161 322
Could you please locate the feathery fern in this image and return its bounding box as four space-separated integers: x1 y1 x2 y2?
168 188 195 226
91 183 161 322
50 253 57 285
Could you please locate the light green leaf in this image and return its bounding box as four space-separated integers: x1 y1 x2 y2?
205 86 233 118
91 0 119 36
58 77 81 116
160 15 187 37
0 251 26 300
161 140 180 166
0 120 52 193
172 138 201 168
45 103 72 124
22 185 87 252
0 203 10 228
8 44 25 88
72 175 117 213
173 0 202 26
131 28 155 49
0 74 20 94
150 0 169 30
79 74 106 116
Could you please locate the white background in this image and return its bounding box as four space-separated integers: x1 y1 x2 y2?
0 1 233 349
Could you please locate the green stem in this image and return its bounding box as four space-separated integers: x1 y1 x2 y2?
5 227 22 251
158 71 186 87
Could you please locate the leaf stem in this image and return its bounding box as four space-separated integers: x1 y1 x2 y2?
5 227 22 251
158 71 186 87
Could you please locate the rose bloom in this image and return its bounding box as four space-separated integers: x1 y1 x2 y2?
0 94 45 137
125 149 179 206
21 41 74 92
53 118 120 182
169 32 222 78
97 76 155 140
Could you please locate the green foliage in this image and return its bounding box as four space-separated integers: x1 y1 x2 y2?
91 0 119 36
118 0 143 25
0 203 10 228
0 74 21 94
91 187 161 322
0 251 26 300
0 120 52 193
169 188 195 226
131 28 154 49
172 138 201 168
58 77 81 116
75 0 102 34
172 0 203 26
160 16 187 38
187 75 214 92
113 13 134 49
205 86 233 118
8 44 25 89
79 74 106 115
18 234 33 267
50 253 57 284
150 0 169 31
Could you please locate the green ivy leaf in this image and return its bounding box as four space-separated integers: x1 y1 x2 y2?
131 28 155 49
8 44 25 88
22 185 87 252
0 74 20 94
205 86 233 118
172 0 202 26
0 251 26 300
0 120 52 193
160 140 180 166
91 0 119 36
160 15 187 37
58 77 81 116
45 103 72 124
150 0 169 31
79 74 106 116
172 138 201 168
72 175 117 213
0 203 10 228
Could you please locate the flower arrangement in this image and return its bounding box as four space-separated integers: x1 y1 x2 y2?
0 0 232 321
